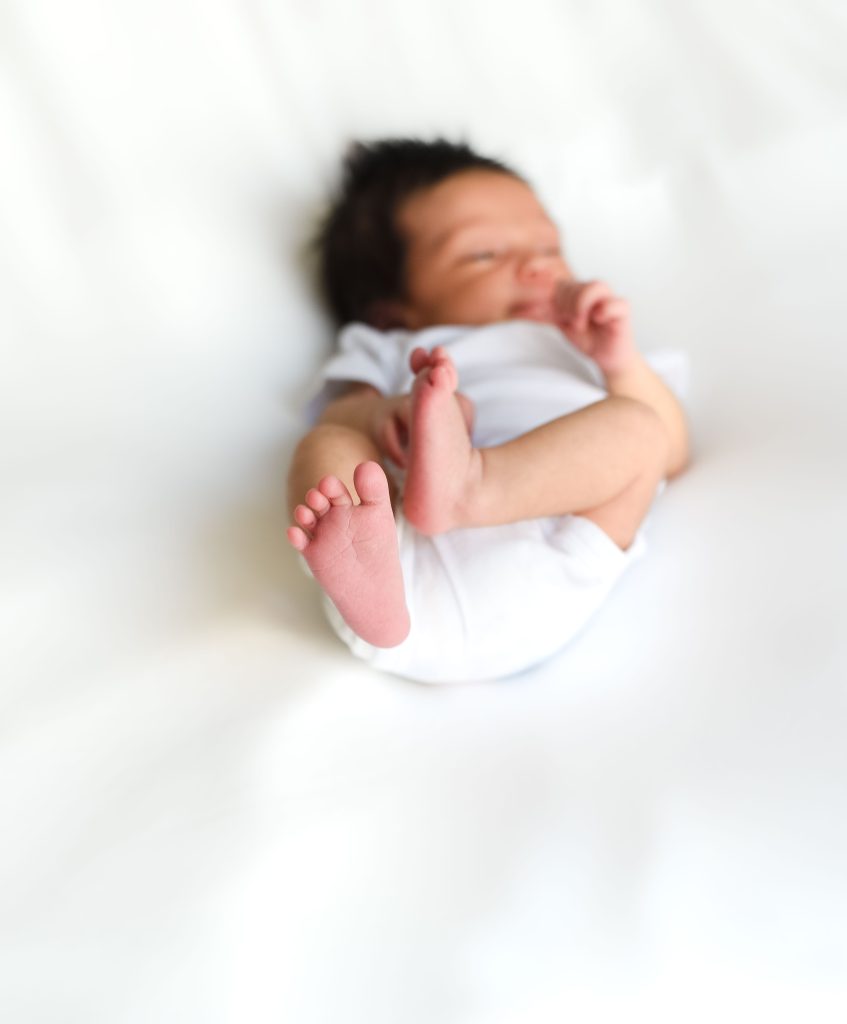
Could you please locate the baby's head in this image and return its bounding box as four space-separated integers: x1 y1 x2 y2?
315 138 573 331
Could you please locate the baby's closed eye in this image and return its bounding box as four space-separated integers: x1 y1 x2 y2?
466 249 502 262
466 243 560 262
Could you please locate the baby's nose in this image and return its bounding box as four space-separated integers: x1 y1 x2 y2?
517 252 555 283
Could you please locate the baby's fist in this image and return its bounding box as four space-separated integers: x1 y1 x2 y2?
554 279 637 375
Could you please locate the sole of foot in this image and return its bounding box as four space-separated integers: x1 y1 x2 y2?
288 461 410 648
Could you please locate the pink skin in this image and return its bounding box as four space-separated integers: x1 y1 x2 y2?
402 345 481 536
287 461 410 647
394 169 575 329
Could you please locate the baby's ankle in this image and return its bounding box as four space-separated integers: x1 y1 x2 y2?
447 448 488 529
403 447 484 535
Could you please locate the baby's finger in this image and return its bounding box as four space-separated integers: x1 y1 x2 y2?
557 280 612 329
589 297 628 324
381 413 408 467
573 281 614 326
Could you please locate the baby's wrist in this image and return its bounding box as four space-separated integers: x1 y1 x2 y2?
602 348 645 383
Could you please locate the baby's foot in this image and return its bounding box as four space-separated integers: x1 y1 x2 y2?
288 462 410 647
403 346 483 535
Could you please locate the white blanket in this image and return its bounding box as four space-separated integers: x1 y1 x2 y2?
2 2 846 1021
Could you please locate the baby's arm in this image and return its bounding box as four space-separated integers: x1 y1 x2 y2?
603 357 689 479
555 281 690 479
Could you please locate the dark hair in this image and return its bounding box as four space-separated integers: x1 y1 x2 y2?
313 137 521 327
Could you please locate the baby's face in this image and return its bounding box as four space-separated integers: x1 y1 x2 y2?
393 170 573 329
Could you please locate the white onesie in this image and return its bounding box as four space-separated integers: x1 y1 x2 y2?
305 320 688 684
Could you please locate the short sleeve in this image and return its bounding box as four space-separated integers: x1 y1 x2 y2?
644 349 690 402
304 323 406 424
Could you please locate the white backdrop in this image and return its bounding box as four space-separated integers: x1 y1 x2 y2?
2 2 847 1021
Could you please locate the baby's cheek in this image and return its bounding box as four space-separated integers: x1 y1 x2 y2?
460 283 505 323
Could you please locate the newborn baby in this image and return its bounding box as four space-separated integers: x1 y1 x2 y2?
287 138 690 682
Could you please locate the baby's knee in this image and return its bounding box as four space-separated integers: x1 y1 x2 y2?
292 423 367 463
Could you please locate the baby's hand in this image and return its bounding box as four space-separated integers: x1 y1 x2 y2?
372 389 474 468
554 279 638 376
372 393 413 467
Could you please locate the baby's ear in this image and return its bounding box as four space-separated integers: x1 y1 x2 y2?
366 299 412 331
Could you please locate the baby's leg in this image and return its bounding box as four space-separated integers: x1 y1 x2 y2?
288 427 409 647
403 348 668 550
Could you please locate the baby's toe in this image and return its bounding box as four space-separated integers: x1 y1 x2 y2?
431 347 458 388
409 347 431 374
305 488 330 515
317 474 354 506
430 364 457 392
353 461 391 506
287 525 310 551
295 504 317 531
